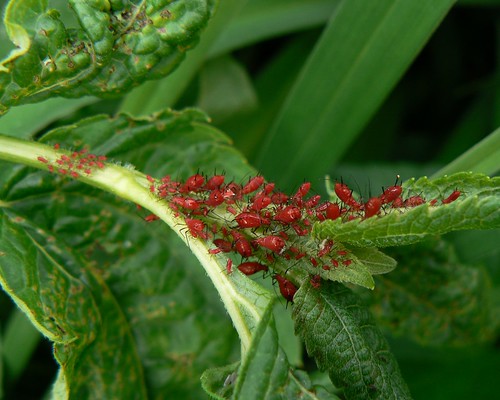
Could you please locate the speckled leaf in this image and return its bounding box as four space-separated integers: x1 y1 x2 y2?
313 173 500 247
0 0 216 113
0 210 147 399
360 239 496 346
293 281 412 400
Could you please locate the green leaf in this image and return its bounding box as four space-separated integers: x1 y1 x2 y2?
313 173 500 247
201 362 240 400
119 0 245 115
255 0 455 190
293 281 412 399
2 309 41 382
0 210 148 399
349 247 397 275
209 0 339 57
0 0 216 113
197 56 258 124
202 303 340 400
0 96 97 139
361 239 496 346
432 127 500 177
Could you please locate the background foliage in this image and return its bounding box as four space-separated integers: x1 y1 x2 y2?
0 0 499 399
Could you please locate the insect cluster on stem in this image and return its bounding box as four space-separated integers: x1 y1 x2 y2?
37 143 107 178
140 172 462 303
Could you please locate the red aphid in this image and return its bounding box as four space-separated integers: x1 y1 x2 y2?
233 235 252 258
274 275 297 303
235 212 269 228
392 197 403 208
332 259 339 268
294 182 311 199
337 250 348 256
318 239 334 258
304 195 321 209
315 210 326 221
242 176 265 195
404 196 425 207
213 238 232 253
274 205 301 223
144 214 160 222
334 182 362 209
237 262 268 276
53 143 60 150
206 175 225 190
254 235 286 253
279 231 289 240
310 275 321 289
183 198 200 210
184 174 205 192
335 182 353 204
291 224 309 236
310 257 318 267
186 218 207 239
224 182 242 202
171 196 187 207
271 192 288 205
266 253 275 263
380 185 402 204
226 259 233 274
429 199 438 206
251 194 272 211
206 190 225 207
147 175 155 183
37 156 48 164
263 183 275 195
364 197 382 218
442 190 461 204
325 202 341 220
343 259 352 266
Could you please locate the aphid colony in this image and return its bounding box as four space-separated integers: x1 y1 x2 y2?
37 146 462 303
37 143 107 177
144 173 461 303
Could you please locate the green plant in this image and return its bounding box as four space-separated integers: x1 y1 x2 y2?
0 1 499 399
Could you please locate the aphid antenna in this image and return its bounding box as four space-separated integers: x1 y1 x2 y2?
394 174 401 186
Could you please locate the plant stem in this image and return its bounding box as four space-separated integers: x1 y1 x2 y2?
0 134 273 354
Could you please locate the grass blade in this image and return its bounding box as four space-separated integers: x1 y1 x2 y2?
432 127 500 177
256 0 455 190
